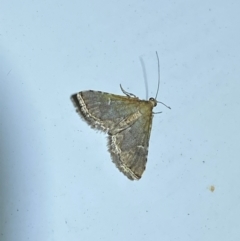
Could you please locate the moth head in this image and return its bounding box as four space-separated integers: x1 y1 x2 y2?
149 97 157 107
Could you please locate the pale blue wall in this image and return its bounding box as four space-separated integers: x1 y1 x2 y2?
1 0 240 240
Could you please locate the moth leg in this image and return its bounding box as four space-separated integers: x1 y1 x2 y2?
120 84 136 98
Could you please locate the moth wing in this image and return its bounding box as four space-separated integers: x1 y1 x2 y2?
108 104 153 180
71 91 142 132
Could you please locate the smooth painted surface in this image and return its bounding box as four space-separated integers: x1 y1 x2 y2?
1 1 240 240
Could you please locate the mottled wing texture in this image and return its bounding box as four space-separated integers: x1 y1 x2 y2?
108 102 154 180
71 90 155 180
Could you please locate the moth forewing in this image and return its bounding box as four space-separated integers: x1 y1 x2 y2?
71 89 158 180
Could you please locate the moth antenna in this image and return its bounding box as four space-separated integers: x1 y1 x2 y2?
139 56 148 100
157 101 171 109
155 51 160 100
155 52 171 110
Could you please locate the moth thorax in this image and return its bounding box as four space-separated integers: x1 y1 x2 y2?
149 97 157 107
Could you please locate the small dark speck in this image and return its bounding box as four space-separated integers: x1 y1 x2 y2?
7 69 12 76
209 185 215 192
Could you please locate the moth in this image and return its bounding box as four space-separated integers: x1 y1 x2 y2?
71 52 169 180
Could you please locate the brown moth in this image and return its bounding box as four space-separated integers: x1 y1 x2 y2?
71 52 169 180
